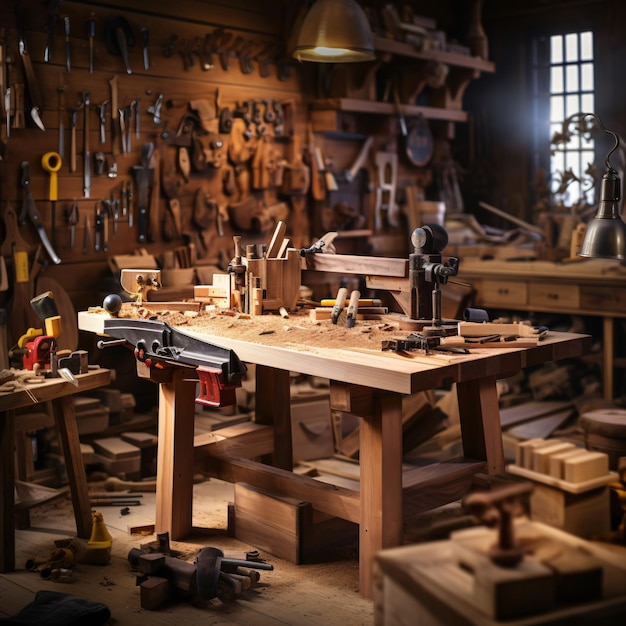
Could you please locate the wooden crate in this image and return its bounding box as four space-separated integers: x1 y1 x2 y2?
228 482 357 564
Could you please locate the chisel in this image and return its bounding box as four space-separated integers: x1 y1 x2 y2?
330 287 348 325
345 290 361 328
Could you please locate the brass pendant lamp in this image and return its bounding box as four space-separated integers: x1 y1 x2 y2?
292 0 375 63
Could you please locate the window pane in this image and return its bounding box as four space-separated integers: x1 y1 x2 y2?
581 93 594 112
581 63 594 90
581 150 595 171
550 96 564 122
551 35 563 63
580 32 593 60
566 65 579 92
565 33 578 61
565 94 580 117
551 66 563 93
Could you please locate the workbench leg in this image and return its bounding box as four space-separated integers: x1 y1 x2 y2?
359 391 403 599
52 396 92 539
0 410 16 572
456 376 504 474
156 369 197 539
603 316 614 401
254 365 292 470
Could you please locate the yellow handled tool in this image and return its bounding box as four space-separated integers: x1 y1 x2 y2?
41 151 62 247
41 151 62 201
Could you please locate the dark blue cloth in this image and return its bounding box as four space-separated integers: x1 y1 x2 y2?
0 590 110 625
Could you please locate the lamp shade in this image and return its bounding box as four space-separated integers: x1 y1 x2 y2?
578 169 626 260
292 0 375 63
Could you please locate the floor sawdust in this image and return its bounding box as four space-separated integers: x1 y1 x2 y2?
2 479 375 625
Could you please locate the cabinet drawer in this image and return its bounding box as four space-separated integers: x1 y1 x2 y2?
580 286 626 313
528 282 580 309
479 280 527 307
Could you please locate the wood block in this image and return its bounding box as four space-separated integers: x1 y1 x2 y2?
140 576 170 610
92 437 141 460
563 451 609 483
548 447 587 479
453 538 555 620
515 438 554 469
230 482 357 564
532 441 575 474
529 483 610 538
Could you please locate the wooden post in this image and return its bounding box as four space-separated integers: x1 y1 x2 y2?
0 409 16 571
156 368 197 538
53 395 92 538
457 376 505 474
254 365 292 470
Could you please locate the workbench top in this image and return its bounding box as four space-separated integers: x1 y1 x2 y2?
78 308 590 396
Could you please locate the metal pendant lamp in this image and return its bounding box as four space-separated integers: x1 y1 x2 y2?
577 113 626 260
292 0 376 63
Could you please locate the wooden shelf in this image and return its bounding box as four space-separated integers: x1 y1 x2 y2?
311 98 468 123
373 36 496 74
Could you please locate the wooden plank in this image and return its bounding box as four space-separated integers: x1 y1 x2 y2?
194 422 273 459
205 456 360 524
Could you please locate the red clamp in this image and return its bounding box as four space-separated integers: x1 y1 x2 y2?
23 335 56 371
196 365 240 408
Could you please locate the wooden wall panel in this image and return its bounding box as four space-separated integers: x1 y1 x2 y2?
0 0 310 321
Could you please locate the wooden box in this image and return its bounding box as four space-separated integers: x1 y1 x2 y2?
228 482 357 564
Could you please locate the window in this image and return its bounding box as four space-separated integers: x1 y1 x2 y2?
533 31 596 207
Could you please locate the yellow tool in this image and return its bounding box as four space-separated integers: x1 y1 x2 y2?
321 297 382 307
41 151 62 245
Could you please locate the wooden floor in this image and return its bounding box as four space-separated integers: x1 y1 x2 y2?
0 479 374 625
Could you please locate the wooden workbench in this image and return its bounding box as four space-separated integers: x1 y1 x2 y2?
457 257 626 400
78 309 589 598
0 367 111 572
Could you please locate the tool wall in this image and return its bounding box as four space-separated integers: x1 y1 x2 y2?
0 0 312 313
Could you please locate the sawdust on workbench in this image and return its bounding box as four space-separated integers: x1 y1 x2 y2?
90 303 407 353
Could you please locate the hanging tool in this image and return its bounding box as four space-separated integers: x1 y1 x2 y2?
108 76 120 175
97 100 108 144
67 199 79 249
44 0 61 63
106 16 134 75
82 214 91 254
20 161 61 265
4 88 10 138
56 83 65 159
147 93 163 125
88 17 95 74
141 28 150 70
63 16 71 72
344 136 373 183
82 91 91 198
69 107 77 172
374 151 399 229
133 97 140 139
133 142 155 244
16 0 45 131
41 151 62 246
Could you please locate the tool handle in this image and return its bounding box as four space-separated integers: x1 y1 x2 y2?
330 287 348 324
